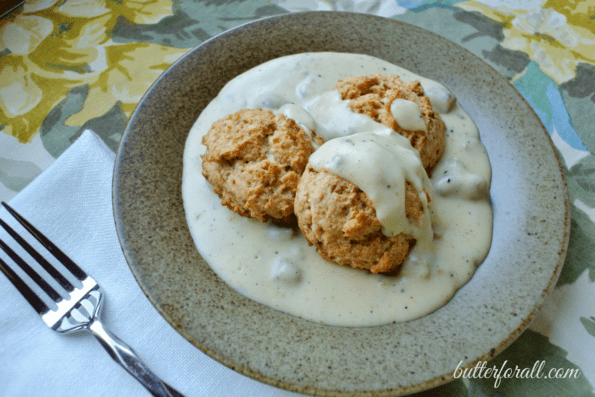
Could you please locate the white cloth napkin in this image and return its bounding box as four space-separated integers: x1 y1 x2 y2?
0 131 301 397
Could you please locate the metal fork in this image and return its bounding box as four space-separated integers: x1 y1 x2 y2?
0 202 183 397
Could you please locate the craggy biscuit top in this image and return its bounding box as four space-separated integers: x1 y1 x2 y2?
334 74 446 171
201 108 321 223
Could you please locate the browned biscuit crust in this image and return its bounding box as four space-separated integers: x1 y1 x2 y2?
202 109 321 223
334 74 446 171
294 165 426 274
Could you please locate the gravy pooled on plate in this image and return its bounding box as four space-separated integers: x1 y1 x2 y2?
182 52 492 326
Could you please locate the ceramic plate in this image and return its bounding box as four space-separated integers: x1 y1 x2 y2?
113 12 570 396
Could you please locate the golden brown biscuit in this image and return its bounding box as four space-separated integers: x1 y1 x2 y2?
294 165 427 274
334 74 445 171
202 109 322 224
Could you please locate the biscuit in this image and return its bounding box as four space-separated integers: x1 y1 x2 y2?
202 109 321 224
294 165 427 274
334 74 445 171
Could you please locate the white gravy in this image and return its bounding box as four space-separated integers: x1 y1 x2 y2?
182 52 492 326
308 131 433 241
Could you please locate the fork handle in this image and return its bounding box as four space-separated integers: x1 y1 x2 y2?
88 319 184 397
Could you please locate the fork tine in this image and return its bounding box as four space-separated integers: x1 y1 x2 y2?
0 256 50 315
0 237 63 302
1 202 87 281
0 218 75 292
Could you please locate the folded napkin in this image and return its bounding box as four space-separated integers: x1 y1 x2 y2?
0 131 300 397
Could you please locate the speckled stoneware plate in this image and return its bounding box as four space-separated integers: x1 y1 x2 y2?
113 12 570 397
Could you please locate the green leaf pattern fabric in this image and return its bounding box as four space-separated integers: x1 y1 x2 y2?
1 0 593 395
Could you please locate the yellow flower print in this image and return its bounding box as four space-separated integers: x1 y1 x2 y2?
0 14 73 142
0 61 43 116
65 42 186 126
0 56 75 142
24 14 112 82
456 0 595 84
23 0 60 14
55 0 173 24
109 0 176 25
55 0 110 18
0 0 184 143
0 15 53 55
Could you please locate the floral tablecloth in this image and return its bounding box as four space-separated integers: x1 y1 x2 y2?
1 0 594 396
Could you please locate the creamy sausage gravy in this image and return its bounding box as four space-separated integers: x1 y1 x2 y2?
182 52 492 326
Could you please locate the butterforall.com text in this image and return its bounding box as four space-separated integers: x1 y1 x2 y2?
453 360 581 388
